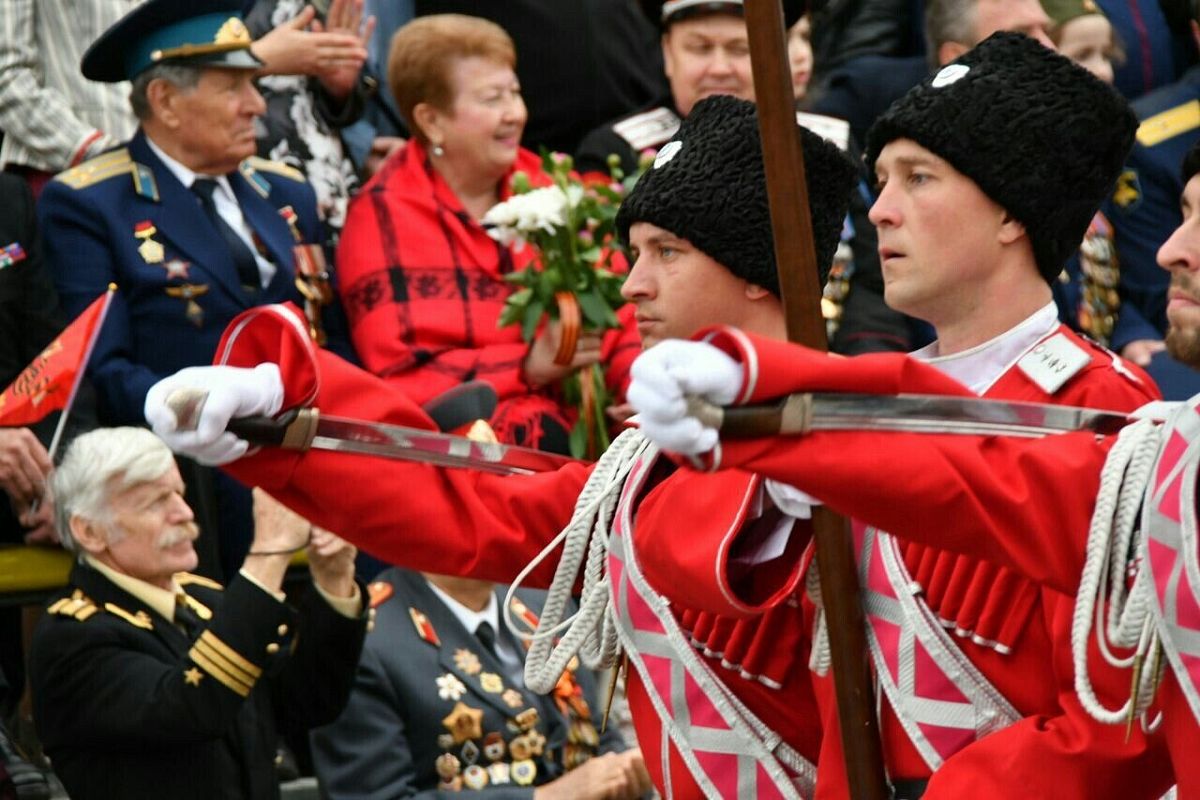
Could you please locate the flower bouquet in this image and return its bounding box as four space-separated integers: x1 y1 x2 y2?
483 153 631 459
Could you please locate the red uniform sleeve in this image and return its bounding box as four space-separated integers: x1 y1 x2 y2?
696 327 1116 595
214 304 588 586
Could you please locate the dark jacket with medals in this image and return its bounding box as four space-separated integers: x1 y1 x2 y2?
311 567 626 798
29 561 368 800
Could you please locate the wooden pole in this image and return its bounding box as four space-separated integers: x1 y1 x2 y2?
742 2 890 797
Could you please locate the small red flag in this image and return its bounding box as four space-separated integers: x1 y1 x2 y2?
0 287 114 427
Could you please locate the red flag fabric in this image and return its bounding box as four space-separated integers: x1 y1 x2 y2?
0 288 112 427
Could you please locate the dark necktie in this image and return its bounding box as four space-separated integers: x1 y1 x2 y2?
190 177 262 291
175 594 204 639
475 620 498 659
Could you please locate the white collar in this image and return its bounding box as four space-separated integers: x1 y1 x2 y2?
912 302 1060 395
145 135 236 201
425 579 500 638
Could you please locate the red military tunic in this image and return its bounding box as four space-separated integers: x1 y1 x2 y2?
685 325 1186 797
336 139 639 447
211 304 819 799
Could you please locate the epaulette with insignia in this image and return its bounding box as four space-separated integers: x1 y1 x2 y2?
368 581 394 608
1136 100 1200 148
104 602 154 630
54 148 159 200
177 572 223 591
241 156 306 192
410 607 440 646
47 589 99 622
1017 332 1092 394
611 107 681 152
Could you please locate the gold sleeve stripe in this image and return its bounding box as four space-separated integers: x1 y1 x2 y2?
177 572 224 590
192 637 259 689
188 647 252 697
198 631 262 678
1136 101 1200 148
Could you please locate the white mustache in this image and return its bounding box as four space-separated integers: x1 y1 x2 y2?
157 523 198 550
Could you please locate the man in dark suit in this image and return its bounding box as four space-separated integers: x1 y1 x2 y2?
29 427 368 800
37 0 356 576
311 567 649 799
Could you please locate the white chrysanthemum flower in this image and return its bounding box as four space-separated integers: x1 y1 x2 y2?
483 186 569 247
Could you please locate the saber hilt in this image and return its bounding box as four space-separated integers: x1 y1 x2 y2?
165 388 319 449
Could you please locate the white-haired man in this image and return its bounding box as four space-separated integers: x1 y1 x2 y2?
28 427 368 800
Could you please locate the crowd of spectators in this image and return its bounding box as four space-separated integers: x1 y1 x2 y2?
0 0 1198 797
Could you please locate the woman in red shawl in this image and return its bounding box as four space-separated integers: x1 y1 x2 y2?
336 15 634 451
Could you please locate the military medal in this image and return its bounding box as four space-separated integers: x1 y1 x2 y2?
278 205 303 242
0 242 26 269
435 753 461 781
488 762 511 785
480 672 503 693
524 729 546 757
511 759 537 786
482 732 506 762
437 734 455 750
437 673 467 701
164 284 209 328
501 689 524 709
134 220 165 264
454 648 482 675
162 259 190 280
460 740 480 766
508 734 532 761
410 608 440 646
292 243 332 344
462 764 489 790
513 708 539 732
443 702 484 744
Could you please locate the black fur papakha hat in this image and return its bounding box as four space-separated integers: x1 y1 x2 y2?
616 95 857 295
864 31 1137 282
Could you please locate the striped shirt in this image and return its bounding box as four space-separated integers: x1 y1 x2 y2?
0 0 140 172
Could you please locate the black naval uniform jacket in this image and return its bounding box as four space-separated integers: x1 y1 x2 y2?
310 568 626 799
29 562 369 800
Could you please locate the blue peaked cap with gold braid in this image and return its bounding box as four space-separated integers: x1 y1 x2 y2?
82 0 261 83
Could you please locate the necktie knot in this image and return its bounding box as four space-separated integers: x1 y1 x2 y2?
475 620 497 657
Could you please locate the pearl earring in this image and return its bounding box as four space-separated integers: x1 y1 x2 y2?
432 143 445 157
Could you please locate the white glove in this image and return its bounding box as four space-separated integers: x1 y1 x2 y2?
144 364 284 465
627 340 743 455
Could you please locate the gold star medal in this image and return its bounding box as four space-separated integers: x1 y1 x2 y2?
443 702 484 744
134 220 164 264
454 648 482 675
480 672 504 693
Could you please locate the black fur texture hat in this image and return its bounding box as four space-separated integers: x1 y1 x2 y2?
616 94 857 295
864 31 1137 282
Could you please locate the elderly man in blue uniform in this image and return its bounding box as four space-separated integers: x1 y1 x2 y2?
38 0 355 574
311 568 648 799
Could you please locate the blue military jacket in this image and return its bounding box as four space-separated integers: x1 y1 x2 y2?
38 129 352 424
1103 65 1200 352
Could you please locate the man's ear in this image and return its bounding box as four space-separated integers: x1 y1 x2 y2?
937 40 969 66
147 78 181 129
998 210 1027 246
70 516 108 555
744 282 774 301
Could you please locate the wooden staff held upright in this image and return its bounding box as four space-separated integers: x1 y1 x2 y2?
742 2 889 797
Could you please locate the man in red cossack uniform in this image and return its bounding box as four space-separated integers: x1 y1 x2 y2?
145 34 1170 799
625 138 1200 798
147 94 856 799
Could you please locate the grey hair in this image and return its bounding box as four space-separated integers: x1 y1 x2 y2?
52 427 176 554
924 0 979 66
128 63 204 120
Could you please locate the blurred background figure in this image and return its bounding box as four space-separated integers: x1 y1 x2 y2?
789 13 815 102
337 14 635 454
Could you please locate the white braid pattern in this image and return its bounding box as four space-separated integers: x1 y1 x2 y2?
805 564 832 676
1072 418 1163 725
504 429 657 694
